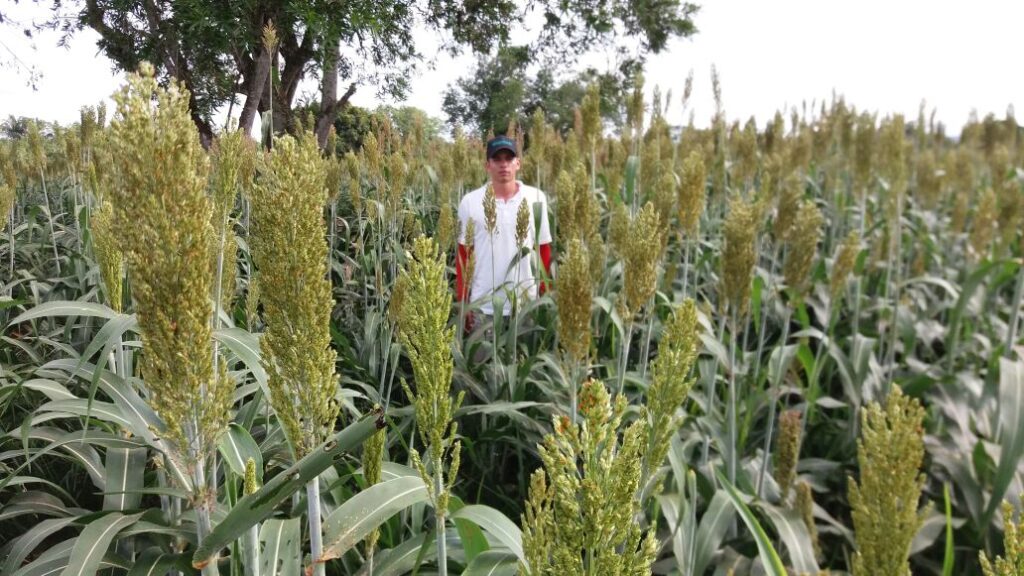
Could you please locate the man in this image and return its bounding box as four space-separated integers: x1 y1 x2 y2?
456 135 553 329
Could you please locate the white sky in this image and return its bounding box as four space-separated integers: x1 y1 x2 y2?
2 0 1022 134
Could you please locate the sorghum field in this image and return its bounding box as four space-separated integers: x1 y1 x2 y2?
1 65 1023 576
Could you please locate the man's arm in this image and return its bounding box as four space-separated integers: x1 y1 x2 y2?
456 243 473 302
538 242 552 296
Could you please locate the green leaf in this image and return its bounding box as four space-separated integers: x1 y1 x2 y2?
217 423 263 480
59 511 144 576
193 414 379 568
102 447 147 511
320 476 430 561
756 502 820 574
40 359 192 490
693 491 734 576
658 495 688 573
451 497 489 564
354 534 434 576
460 549 519 576
214 327 270 398
36 399 130 428
127 548 195 576
260 518 301 576
984 357 1024 526
450 504 524 565
717 472 789 576
624 155 638 205
7 301 121 326
15 378 76 401
2 517 77 575
943 484 955 576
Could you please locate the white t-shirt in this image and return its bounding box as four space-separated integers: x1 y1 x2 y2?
457 182 553 316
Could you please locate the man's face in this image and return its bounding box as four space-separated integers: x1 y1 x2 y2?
486 150 520 185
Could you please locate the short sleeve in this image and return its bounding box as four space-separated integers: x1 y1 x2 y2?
536 192 553 245
457 196 470 245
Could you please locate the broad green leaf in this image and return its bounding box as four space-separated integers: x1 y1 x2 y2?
217 423 263 480
461 549 519 576
658 495 687 573
215 327 269 397
127 548 195 576
984 357 1024 526
103 447 147 511
16 378 76 401
717 472 789 576
260 518 301 576
60 511 144 576
193 414 379 568
40 359 192 489
2 517 77 575
0 491 80 522
757 502 820 574
450 504 524 565
36 399 130 428
693 491 734 576
354 534 434 576
451 497 489 564
1 427 105 491
8 300 121 325
320 476 430 561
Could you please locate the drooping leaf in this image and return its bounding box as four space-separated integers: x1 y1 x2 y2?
320 476 430 561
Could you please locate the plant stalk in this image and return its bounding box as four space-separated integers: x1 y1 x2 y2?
306 479 325 576
434 459 448 575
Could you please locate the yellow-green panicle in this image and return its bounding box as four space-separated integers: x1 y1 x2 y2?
396 236 463 516
849 385 928 576
106 63 229 461
250 130 339 457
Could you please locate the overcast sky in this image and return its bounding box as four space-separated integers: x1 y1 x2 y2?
2 0 1022 134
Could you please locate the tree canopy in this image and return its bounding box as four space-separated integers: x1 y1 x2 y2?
20 0 698 148
442 2 698 137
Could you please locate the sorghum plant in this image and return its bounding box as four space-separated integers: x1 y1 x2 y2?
520 380 657 575
396 236 464 575
849 386 927 576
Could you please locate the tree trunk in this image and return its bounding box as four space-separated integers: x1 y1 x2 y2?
238 46 272 136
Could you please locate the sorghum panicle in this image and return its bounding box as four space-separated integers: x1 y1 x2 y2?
91 201 123 312
784 200 824 300
774 410 802 500
396 236 463 515
250 130 339 457
556 238 592 364
721 196 758 315
849 386 928 576
678 151 706 239
645 300 699 481
107 63 229 460
980 501 1024 576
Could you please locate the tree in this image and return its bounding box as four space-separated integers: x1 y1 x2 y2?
24 0 697 148
443 46 645 137
442 0 698 137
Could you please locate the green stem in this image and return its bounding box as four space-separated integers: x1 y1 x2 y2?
194 459 220 576
434 459 448 575
306 479 325 576
616 319 634 396
756 308 791 498
1005 263 1024 360
39 168 61 275
727 307 739 485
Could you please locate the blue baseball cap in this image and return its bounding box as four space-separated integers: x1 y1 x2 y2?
486 136 517 159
